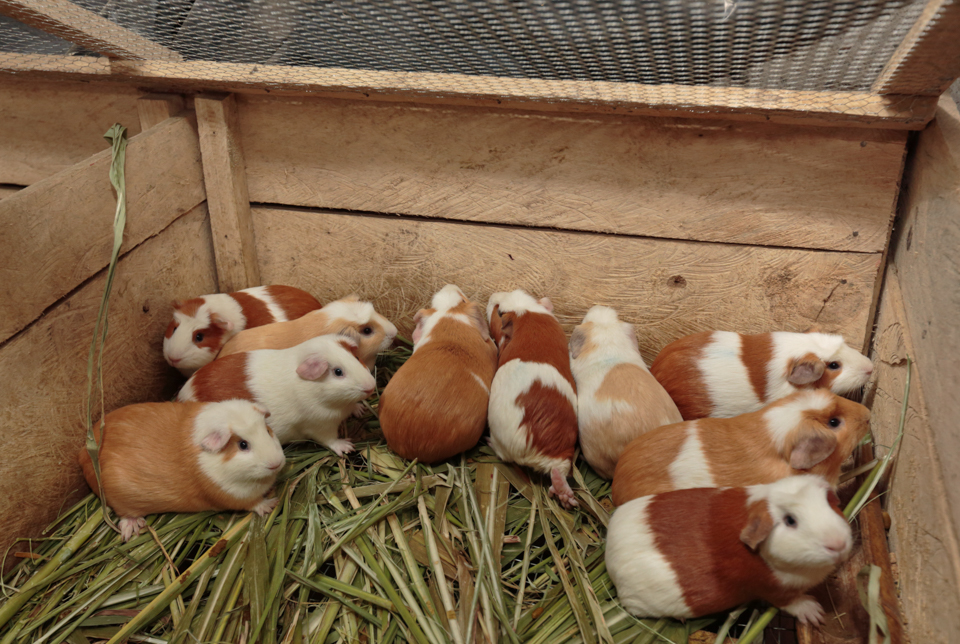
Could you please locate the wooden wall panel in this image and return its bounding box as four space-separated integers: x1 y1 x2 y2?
0 78 143 185
0 205 216 570
0 115 206 344
239 95 906 253
252 207 881 363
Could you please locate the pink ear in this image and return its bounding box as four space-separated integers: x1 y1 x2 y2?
412 309 430 344
297 355 329 381
252 404 271 419
210 313 234 333
539 297 554 313
200 428 231 453
337 335 360 358
740 501 774 550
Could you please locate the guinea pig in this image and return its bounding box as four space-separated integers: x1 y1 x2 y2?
217 296 398 370
486 290 579 508
570 305 682 479
650 330 874 420
606 475 852 625
78 400 285 541
177 334 376 456
611 389 870 506
164 285 322 376
379 285 498 464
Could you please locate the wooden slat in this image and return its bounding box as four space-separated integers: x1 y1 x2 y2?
239 96 906 253
0 115 205 343
195 93 259 292
0 54 940 130
0 205 216 574
0 78 143 185
0 185 22 199
251 207 883 362
873 0 960 95
0 0 181 61
137 93 184 131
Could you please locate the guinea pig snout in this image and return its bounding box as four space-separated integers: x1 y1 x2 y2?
267 460 284 471
824 533 852 560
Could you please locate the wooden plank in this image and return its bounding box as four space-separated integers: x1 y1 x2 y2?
0 54 939 129
0 115 205 343
868 267 960 643
0 77 143 185
0 0 181 61
195 93 259 292
137 93 185 131
0 205 216 574
239 96 906 253
0 185 22 199
251 207 883 363
873 0 960 95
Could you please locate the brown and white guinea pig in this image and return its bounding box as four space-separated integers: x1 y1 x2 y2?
570 305 682 480
486 290 579 509
78 400 285 542
650 330 874 420
164 285 322 376
379 285 498 464
217 296 398 370
610 389 870 506
177 334 376 456
606 475 852 625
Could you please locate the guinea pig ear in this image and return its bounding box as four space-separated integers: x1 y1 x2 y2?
465 303 491 342
787 418 839 469
538 297 554 313
297 355 329 381
171 299 183 310
787 353 825 385
199 428 231 453
740 501 775 551
336 334 360 358
210 313 234 333
412 309 430 344
569 326 587 359
252 404 271 419
803 324 823 334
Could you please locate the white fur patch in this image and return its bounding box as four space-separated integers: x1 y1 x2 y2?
606 497 693 619
414 312 473 352
669 424 715 490
700 331 762 417
487 290 551 319
177 378 196 402
763 390 834 454
242 285 288 323
431 284 467 311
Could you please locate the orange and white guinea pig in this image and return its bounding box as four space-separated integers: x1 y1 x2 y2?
378 285 498 464
611 389 870 506
569 305 682 479
606 475 852 625
650 330 873 420
78 400 285 541
163 285 321 375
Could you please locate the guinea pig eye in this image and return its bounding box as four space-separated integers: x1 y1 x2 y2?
334 368 344 377
827 361 841 370
194 332 204 343
362 326 373 335
784 514 798 528
828 417 842 428
238 440 249 451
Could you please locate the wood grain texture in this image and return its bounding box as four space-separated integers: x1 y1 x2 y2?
196 93 260 292
0 205 216 573
0 0 180 60
137 93 185 131
251 207 882 364
873 0 960 95
239 96 905 253
0 78 142 185
0 115 205 344
0 185 22 199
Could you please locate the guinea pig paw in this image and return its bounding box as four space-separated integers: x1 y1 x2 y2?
119 517 146 542
328 439 356 457
783 595 825 625
252 497 279 517
548 469 579 509
351 403 367 418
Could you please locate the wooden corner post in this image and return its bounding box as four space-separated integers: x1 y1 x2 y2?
195 93 260 293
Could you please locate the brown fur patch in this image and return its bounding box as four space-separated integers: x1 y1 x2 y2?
650 332 714 420
231 291 275 327
164 318 179 339
488 304 503 345
196 318 227 351
568 322 594 359
784 395 870 481
497 311 575 390
516 381 578 462
610 421 687 505
740 333 773 402
265 285 322 319
188 353 253 402
176 298 203 317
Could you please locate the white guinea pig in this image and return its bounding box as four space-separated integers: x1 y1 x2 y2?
606 475 851 625
164 285 322 376
650 330 874 420
178 335 376 456
78 400 285 541
569 305 682 479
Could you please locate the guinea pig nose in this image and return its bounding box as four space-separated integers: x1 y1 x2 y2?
268 461 283 471
825 538 849 554
169 357 181 364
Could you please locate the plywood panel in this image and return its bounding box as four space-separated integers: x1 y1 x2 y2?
0 78 142 185
240 96 906 253
0 205 216 571
252 207 882 363
0 115 206 343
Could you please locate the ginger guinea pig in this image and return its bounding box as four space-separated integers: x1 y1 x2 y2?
379 285 498 464
217 296 398 370
611 389 870 506
606 475 851 625
486 290 579 508
78 400 285 541
570 305 682 479
178 334 376 456
650 330 873 420
164 285 321 376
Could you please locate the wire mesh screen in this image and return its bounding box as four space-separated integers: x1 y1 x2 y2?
1 0 927 91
